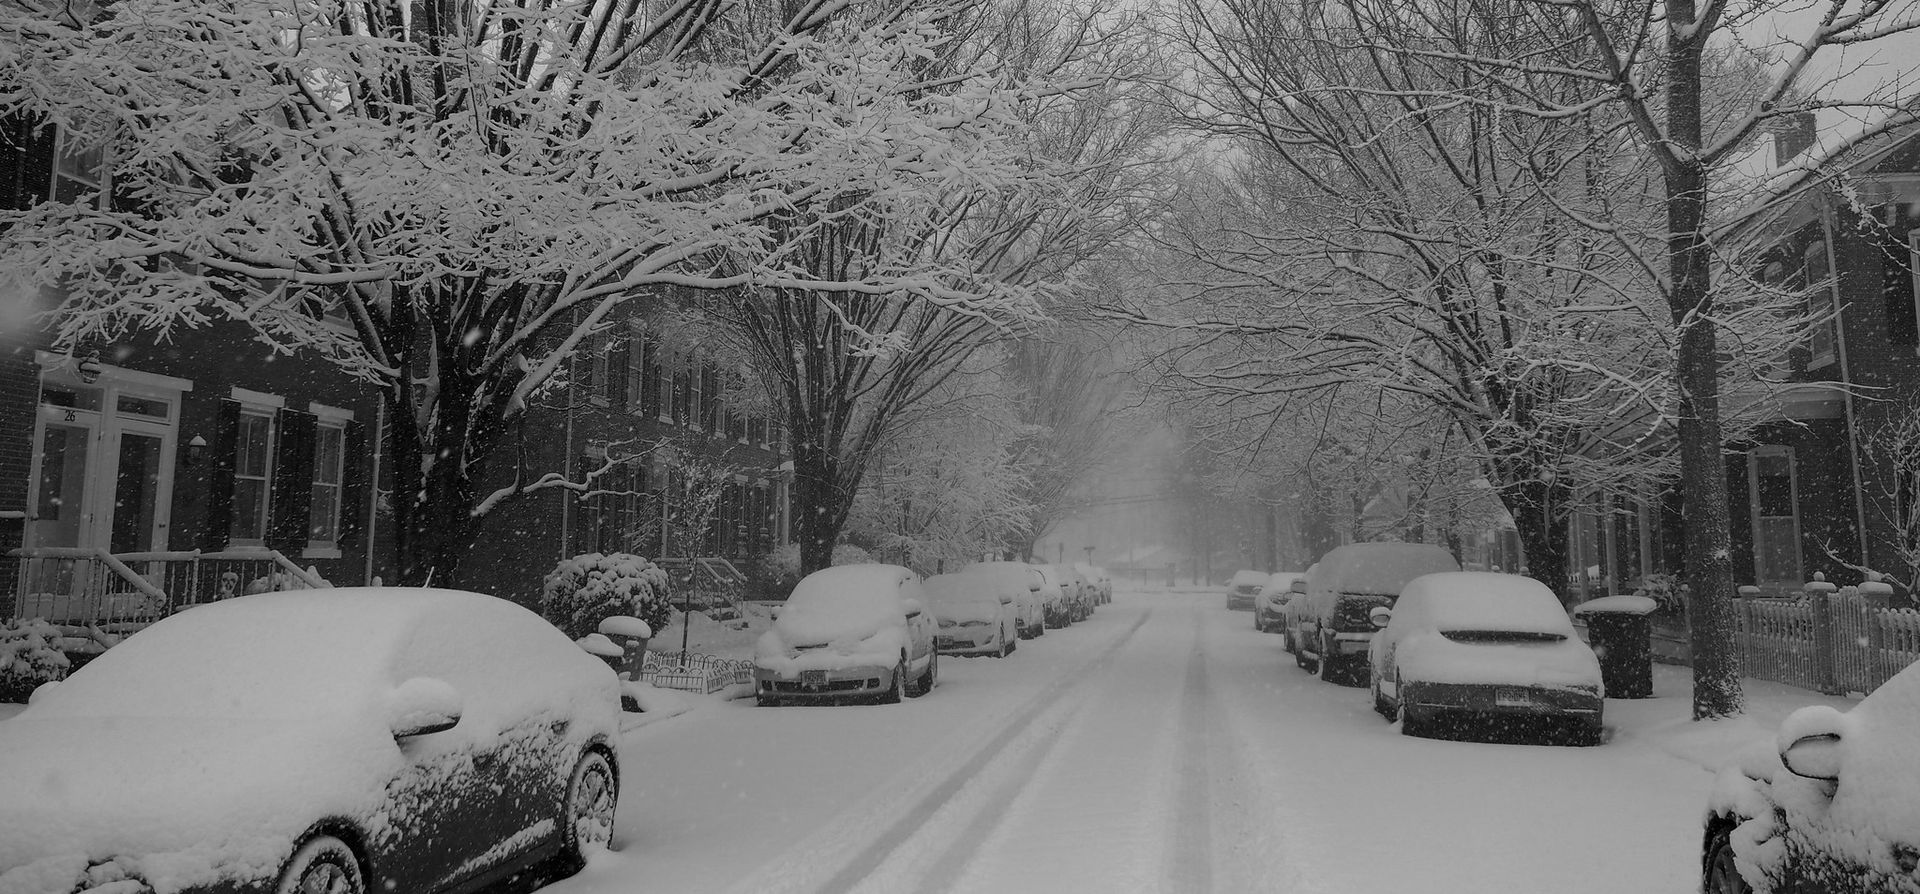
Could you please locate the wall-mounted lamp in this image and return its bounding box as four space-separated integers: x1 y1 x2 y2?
76 350 103 385
185 435 209 467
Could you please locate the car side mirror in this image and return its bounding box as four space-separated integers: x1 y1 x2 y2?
999 592 1013 604
27 679 59 705
1290 581 1308 594
388 677 463 739
1368 606 1392 629
904 598 925 619
771 606 783 619
1778 704 1849 781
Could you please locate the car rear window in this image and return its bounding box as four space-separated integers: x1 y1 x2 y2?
1439 630 1567 644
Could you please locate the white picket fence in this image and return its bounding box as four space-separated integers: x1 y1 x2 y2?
1728 580 1920 696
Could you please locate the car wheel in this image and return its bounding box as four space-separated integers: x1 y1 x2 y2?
1371 677 1392 719
912 651 937 697
1397 699 1430 738
276 835 364 894
1703 824 1752 894
878 657 906 704
559 749 618 872
1294 632 1316 671
1317 636 1341 683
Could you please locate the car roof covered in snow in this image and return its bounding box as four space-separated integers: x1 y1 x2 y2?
1230 569 1269 588
924 573 1000 605
22 587 598 720
778 564 918 643
1394 572 1574 634
1310 542 1461 600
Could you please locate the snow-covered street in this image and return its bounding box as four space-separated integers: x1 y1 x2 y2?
547 587 1808 894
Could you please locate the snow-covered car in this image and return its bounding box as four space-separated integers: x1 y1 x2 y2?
1030 564 1075 628
0 588 622 894
1254 571 1303 633
1075 562 1113 605
1290 542 1460 685
754 564 938 706
1281 563 1319 653
1367 572 1603 744
924 573 1019 658
1702 659 1920 893
1226 569 1268 612
1052 564 1095 621
958 562 1047 639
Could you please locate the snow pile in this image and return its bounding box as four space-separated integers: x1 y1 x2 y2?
1573 594 1660 616
541 552 672 640
0 620 70 703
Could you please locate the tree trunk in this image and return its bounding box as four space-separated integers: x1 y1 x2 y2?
1507 479 1572 606
1663 4 1744 719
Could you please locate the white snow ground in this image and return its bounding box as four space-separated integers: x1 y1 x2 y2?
0 586 1860 892
552 586 1859 894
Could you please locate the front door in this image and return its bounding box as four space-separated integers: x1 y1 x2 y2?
26 379 180 559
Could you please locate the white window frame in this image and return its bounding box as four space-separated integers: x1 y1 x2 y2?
51 128 107 208
229 409 276 548
1805 239 1837 370
305 403 354 558
1747 445 1804 587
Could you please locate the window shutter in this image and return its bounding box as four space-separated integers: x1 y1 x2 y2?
200 400 242 551
268 409 317 552
338 420 370 552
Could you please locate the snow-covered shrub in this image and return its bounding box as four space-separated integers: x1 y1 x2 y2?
753 543 874 598
0 619 72 703
541 553 671 640
1631 573 1688 616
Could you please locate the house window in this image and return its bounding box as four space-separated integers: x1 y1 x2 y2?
606 337 630 409
1749 447 1802 585
671 353 692 426
1805 239 1836 369
308 423 346 550
230 412 275 545
52 130 105 206
700 362 720 432
640 335 664 420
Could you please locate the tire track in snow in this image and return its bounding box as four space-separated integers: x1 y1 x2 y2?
735 607 1155 894
1167 604 1215 892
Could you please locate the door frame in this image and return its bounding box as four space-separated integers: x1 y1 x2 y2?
26 352 192 555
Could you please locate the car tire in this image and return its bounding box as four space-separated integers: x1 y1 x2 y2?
558 749 618 873
1703 823 1752 894
880 657 906 704
1397 699 1430 739
1371 677 1393 719
276 835 365 894
912 651 937 697
1294 632 1316 671
1317 636 1341 684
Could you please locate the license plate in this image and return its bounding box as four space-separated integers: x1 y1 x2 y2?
801 670 828 687
1495 687 1533 707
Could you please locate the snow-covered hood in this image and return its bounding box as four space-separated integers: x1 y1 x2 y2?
755 626 910 673
1396 633 1602 691
933 598 1001 625
0 715 397 892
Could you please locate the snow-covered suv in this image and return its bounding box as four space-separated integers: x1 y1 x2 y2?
1289 542 1459 686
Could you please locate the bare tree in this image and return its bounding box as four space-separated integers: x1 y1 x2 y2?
1 0 1071 585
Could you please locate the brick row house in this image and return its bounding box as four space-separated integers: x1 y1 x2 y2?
1566 120 1920 612
3 117 791 640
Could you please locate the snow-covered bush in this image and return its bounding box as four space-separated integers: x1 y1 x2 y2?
541 553 671 640
1631 573 1688 616
753 543 874 599
0 619 72 703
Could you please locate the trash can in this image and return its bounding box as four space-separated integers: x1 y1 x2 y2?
1573 595 1658 699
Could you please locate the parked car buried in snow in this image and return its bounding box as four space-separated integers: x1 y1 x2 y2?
1367 572 1603 744
1226 569 1268 612
1030 564 1075 628
1290 542 1460 685
958 562 1047 639
754 564 938 706
1255 572 1303 633
1702 658 1920 893
924 573 1019 658
0 587 623 894
1050 564 1095 621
